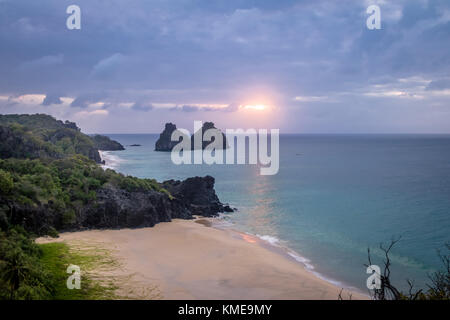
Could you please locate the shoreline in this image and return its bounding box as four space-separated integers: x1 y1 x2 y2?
97 148 369 299
37 218 369 300
98 150 122 170
209 215 366 294
200 217 369 298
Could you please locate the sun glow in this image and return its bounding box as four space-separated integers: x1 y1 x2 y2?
241 234 257 244
242 104 266 111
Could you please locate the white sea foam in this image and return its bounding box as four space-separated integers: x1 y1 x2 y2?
284 250 348 288
211 217 320 276
254 233 315 271
249 232 352 290
211 213 236 229
99 150 126 170
286 251 315 270
256 234 281 246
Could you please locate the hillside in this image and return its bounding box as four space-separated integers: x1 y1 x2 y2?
0 113 231 236
0 114 124 162
0 113 231 299
91 134 125 151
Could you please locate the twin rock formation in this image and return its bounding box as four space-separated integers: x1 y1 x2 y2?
155 122 228 152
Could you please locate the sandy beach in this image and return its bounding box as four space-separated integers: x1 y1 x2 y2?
37 219 368 300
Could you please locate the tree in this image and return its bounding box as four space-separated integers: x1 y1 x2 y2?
0 169 13 194
0 228 53 300
366 238 450 300
426 243 450 299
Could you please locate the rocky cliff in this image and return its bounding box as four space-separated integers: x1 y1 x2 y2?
155 122 228 151
79 175 232 229
6 175 231 233
191 122 228 150
155 123 180 151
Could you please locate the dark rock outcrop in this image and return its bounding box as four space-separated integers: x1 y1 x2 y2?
191 122 228 150
7 175 232 233
80 175 231 229
91 134 125 151
63 120 80 131
155 122 228 151
163 175 229 217
79 185 190 228
155 123 180 151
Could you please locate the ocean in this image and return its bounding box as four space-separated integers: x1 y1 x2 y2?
100 134 450 293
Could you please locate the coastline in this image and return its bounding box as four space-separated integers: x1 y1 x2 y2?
37 218 368 300
96 147 370 300
209 215 363 293
98 150 123 170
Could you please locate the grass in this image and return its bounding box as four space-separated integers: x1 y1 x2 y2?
38 240 162 300
38 242 119 300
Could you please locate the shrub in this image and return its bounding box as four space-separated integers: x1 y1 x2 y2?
0 227 54 299
0 169 13 194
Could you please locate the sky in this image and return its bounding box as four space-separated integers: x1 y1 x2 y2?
0 0 449 133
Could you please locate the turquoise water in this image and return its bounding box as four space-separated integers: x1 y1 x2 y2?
101 134 450 292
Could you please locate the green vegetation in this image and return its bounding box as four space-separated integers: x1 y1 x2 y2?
0 226 120 300
0 113 172 299
38 242 119 300
0 155 171 233
39 241 162 300
0 114 79 131
0 114 99 161
0 227 53 299
91 134 124 151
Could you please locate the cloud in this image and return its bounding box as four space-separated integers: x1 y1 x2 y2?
42 94 63 106
0 96 19 108
12 17 47 34
221 103 240 112
168 103 238 112
1 0 450 132
11 94 46 105
363 90 424 99
293 96 330 102
91 53 126 79
70 93 105 108
181 105 199 112
131 102 154 112
75 109 109 118
426 78 450 91
19 54 64 71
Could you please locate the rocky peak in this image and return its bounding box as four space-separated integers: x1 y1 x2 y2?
155 123 180 151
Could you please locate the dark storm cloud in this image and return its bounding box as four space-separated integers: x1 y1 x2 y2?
169 105 200 112
42 93 63 106
0 0 449 132
70 93 105 108
131 102 154 112
181 105 199 112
